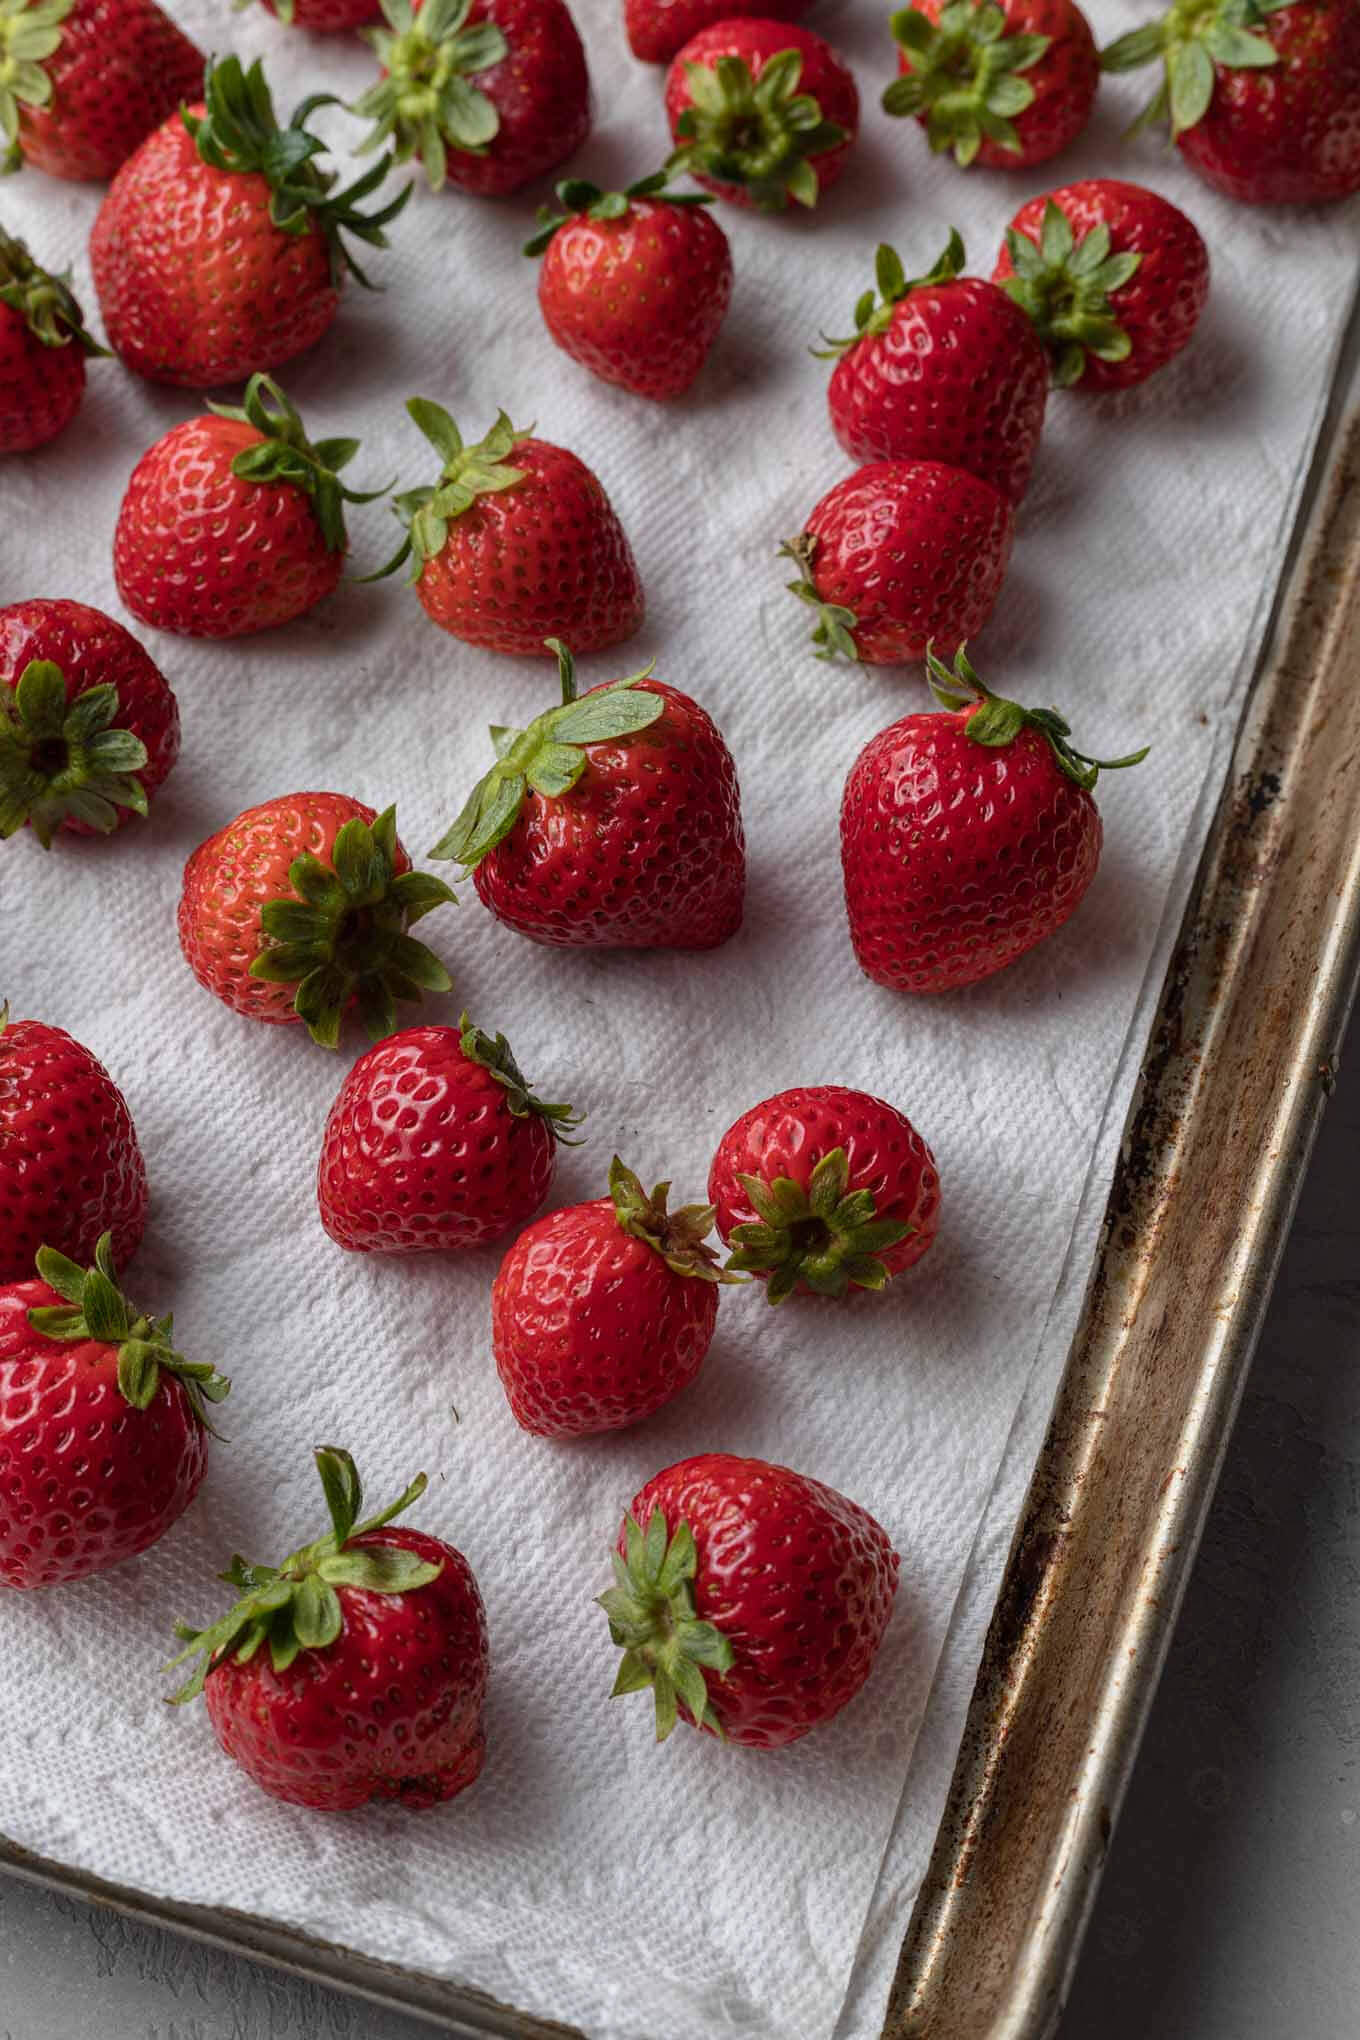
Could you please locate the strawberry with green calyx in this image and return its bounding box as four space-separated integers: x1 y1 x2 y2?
665 20 858 212
0 225 105 453
0 658 151 846
884 0 1098 168
0 0 203 182
924 643 1147 787
599 1508 734 1737
724 1154 911 1299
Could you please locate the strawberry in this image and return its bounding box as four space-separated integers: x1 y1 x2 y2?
709 1085 940 1303
0 0 201 181
0 226 104 452
883 0 1099 167
167 1447 489 1812
388 402 644 656
0 1011 146 1282
89 55 410 387
993 181 1209 391
256 0 382 29
113 375 382 640
1101 0 1360 206
664 19 859 211
524 171 733 400
818 231 1049 506
430 638 744 950
626 0 808 63
1 597 178 845
841 646 1145 995
354 0 590 195
782 460 1014 666
318 1014 581 1253
0 1235 230 1589
178 796 456 1049
600 1453 898 1745
493 1158 734 1438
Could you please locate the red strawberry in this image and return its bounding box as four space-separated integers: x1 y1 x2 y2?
493 1158 734 1438
0 0 202 182
524 171 733 400
0 1011 146 1282
0 227 103 453
1 597 178 845
626 0 808 63
1101 0 1360 206
318 1014 581 1253
113 375 382 640
992 181 1209 391
430 639 744 950
178 796 456 1049
0 1235 230 1589
168 1447 489 1812
391 402 644 656
354 0 590 196
883 0 1099 168
709 1085 940 1303
90 55 409 388
665 19 859 211
600 1453 899 1746
782 460 1014 666
841 646 1145 995
819 231 1049 506
258 0 382 28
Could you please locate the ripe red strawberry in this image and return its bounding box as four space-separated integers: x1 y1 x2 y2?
493 1159 734 1438
318 1014 581 1253
390 402 644 656
353 0 590 196
782 461 1014 666
114 375 382 640
665 19 859 210
883 0 1098 167
168 1447 489 1812
0 1012 146 1282
626 0 808 62
0 227 104 453
0 0 202 181
0 1235 230 1589
818 231 1049 506
1101 0 1360 206
709 1085 940 1303
600 1453 899 1745
90 55 410 387
430 639 744 950
842 646 1146 995
256 0 382 29
993 181 1209 391
1 597 178 845
524 171 733 400
179 796 456 1049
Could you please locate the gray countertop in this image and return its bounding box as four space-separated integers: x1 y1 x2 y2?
5 1031 1358 2040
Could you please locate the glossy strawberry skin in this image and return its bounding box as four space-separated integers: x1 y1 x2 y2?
827 278 1048 505
0 306 86 452
262 0 382 26
473 679 744 950
14 0 204 182
179 794 407 1027
537 199 733 400
114 415 342 639
665 19 860 208
0 1278 204 1588
0 598 180 832
993 180 1209 393
433 0 591 195
493 1199 718 1436
898 0 1098 168
0 1018 147 1283
623 1453 899 1746
204 1525 490 1810
626 0 808 62
1173 0 1360 205
841 702 1102 994
90 106 339 387
416 437 644 656
800 460 1014 666
318 1026 557 1253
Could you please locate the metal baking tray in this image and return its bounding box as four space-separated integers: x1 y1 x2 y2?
4 288 1359 2040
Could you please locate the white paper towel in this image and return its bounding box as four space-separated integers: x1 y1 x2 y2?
1 0 1355 2031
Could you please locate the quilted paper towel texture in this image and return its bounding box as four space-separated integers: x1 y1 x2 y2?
0 0 1355 2033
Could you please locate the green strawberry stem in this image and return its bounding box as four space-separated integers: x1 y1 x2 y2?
998 200 1143 387
352 0 508 192
598 1505 735 1741
882 0 1051 167
249 803 456 1049
371 401 529 583
667 48 846 211
459 1010 584 1143
608 1156 741 1283
0 0 72 168
27 1232 231 1429
779 534 860 663
927 643 1149 790
813 229 965 357
725 1148 913 1303
522 170 715 257
210 374 385 556
0 225 105 350
166 1446 441 1704
0 660 149 847
1101 0 1289 138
